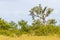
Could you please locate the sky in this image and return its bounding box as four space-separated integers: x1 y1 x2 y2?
0 0 60 25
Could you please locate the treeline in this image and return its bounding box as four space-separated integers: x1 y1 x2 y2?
0 18 60 37
0 4 60 37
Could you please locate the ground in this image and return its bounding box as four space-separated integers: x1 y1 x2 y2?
0 34 60 40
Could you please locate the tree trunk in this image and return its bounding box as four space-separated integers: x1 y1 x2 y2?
43 15 46 26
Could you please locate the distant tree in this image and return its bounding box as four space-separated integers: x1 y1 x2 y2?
47 19 57 25
9 21 18 30
32 19 42 27
29 4 53 25
0 18 11 30
18 20 29 32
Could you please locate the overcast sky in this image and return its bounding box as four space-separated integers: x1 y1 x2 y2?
0 0 60 25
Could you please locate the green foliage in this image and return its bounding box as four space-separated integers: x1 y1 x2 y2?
18 20 30 33
0 18 11 30
9 21 18 27
0 4 60 37
0 29 15 37
0 18 60 37
47 19 57 25
30 25 60 36
29 4 53 25
32 19 42 27
9 21 18 30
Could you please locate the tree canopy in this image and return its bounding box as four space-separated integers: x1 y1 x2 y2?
29 4 53 25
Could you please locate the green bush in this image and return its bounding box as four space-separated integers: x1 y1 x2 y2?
29 25 60 36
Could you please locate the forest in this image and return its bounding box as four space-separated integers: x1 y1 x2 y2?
0 4 60 37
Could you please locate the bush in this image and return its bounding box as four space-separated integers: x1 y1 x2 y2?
29 25 60 36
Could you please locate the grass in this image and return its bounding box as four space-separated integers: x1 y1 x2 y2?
0 34 60 40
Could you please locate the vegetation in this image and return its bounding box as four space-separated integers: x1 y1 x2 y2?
29 4 53 25
0 4 60 37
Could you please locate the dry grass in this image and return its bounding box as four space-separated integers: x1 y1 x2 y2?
0 34 60 40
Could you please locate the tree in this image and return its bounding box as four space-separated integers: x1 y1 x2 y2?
0 18 11 30
29 4 53 25
18 20 28 32
47 19 57 25
32 19 42 27
9 21 18 30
